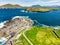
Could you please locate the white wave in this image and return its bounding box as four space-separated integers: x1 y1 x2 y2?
51 26 60 29
12 16 29 20
21 10 28 13
0 21 8 28
21 10 25 12
0 37 7 41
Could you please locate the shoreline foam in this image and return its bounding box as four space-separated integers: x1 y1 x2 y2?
0 21 8 28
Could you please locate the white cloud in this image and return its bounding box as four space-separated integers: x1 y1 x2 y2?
37 0 60 6
0 0 60 6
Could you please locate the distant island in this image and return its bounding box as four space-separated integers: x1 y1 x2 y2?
25 8 59 12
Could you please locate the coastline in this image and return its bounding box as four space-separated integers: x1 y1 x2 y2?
0 16 60 30
0 16 33 29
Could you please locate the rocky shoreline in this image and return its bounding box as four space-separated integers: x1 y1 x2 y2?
0 16 33 45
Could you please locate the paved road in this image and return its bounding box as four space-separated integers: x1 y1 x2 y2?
22 27 33 45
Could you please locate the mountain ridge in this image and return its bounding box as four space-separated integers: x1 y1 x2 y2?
0 4 22 8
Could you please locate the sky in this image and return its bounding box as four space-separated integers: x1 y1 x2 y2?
0 0 60 6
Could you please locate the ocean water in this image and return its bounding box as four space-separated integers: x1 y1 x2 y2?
0 8 60 26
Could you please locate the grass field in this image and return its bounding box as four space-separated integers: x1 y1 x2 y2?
13 26 60 45
25 26 60 45
55 30 60 37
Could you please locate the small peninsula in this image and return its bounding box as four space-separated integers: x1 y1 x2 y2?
25 7 59 12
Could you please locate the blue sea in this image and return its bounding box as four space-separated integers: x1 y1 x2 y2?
0 8 60 26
